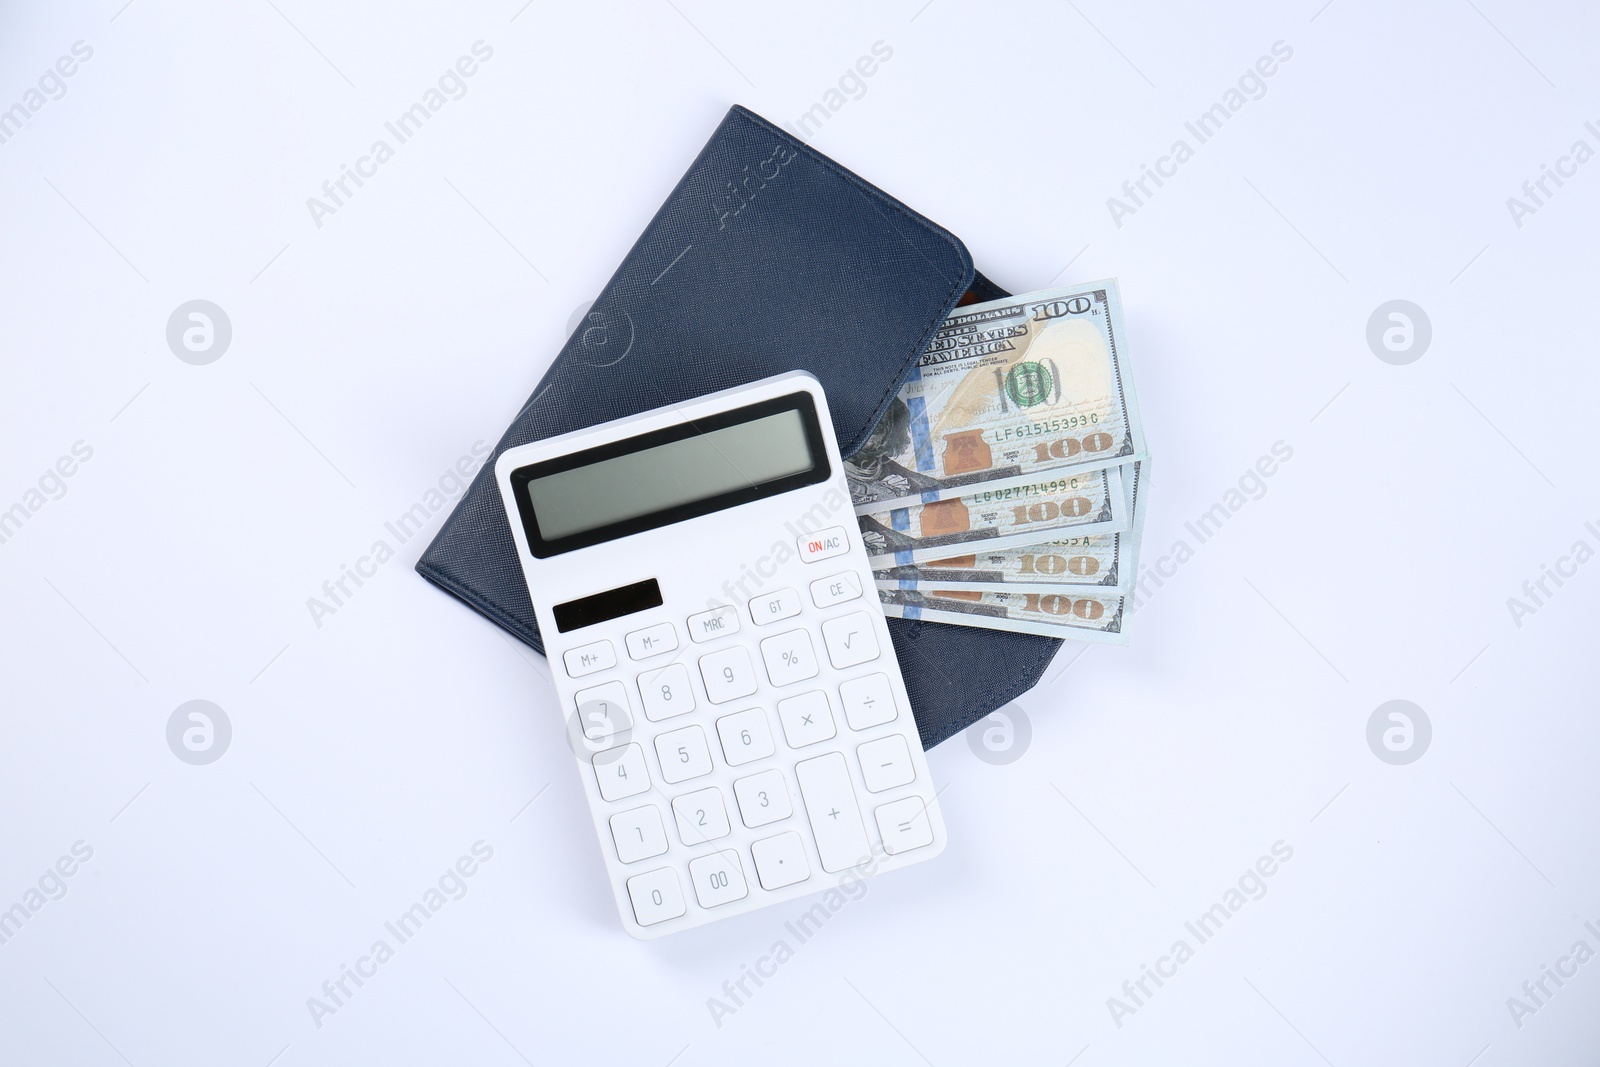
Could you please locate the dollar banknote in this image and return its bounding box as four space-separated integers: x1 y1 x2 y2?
880 588 1126 643
847 279 1147 513
858 465 1127 567
873 461 1144 594
875 535 1124 594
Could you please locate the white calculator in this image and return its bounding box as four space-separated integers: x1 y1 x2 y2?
495 371 946 938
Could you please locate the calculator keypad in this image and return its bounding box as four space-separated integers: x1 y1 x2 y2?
558 565 940 935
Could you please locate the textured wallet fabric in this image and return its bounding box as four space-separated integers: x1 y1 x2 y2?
417 104 1062 748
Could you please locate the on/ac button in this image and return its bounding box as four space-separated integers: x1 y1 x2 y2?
797 526 848 563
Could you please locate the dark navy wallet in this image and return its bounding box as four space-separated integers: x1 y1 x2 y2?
417 104 1062 748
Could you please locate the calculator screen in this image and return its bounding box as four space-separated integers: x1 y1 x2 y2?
510 391 831 557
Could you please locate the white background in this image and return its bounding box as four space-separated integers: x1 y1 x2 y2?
3 1 1598 1064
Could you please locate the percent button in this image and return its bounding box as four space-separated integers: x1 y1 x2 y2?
760 628 820 687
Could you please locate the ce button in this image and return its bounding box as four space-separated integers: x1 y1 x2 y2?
809 571 862 608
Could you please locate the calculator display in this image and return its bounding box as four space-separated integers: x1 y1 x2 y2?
510 392 831 556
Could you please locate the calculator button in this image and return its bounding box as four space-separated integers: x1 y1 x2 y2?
562 639 616 678
810 571 862 608
655 725 713 784
672 787 732 846
875 795 935 855
687 605 741 643
699 646 758 704
839 673 898 730
759 628 820 687
638 662 696 722
857 735 915 793
716 707 776 767
795 752 871 873
627 866 686 927
688 849 749 908
821 611 880 669
797 525 849 563
593 743 650 801
751 831 811 890
749 587 802 626
573 680 633 739
609 805 668 863
625 622 678 660
776 690 836 748
734 768 793 828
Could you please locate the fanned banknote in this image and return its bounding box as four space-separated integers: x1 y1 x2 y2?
873 461 1144 595
880 588 1127 643
847 279 1147 513
858 465 1127 567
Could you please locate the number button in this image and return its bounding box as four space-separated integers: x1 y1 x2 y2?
572 680 632 739
699 646 758 704
638 662 696 722
821 611 880 669
626 866 686 927
625 622 678 661
654 725 713 784
593 742 650 801
671 786 732 846
751 831 810 890
874 795 935 855
562 639 616 678
809 571 862 608
609 805 668 863
760 628 820 687
715 707 775 767
687 605 741 643
749 587 801 626
839 673 898 730
857 735 915 793
797 525 849 563
776 690 836 748
733 768 792 828
688 849 749 908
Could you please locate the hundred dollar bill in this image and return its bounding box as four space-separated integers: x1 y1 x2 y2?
858 465 1128 567
847 279 1146 513
873 461 1144 594
874 536 1124 594
879 588 1126 643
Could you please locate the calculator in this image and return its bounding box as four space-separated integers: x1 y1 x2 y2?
494 371 946 938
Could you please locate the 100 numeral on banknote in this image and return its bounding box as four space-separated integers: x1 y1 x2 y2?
847 279 1147 513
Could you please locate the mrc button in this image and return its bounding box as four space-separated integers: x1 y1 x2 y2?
797 526 848 563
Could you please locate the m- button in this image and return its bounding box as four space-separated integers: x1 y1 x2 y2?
798 525 849 563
